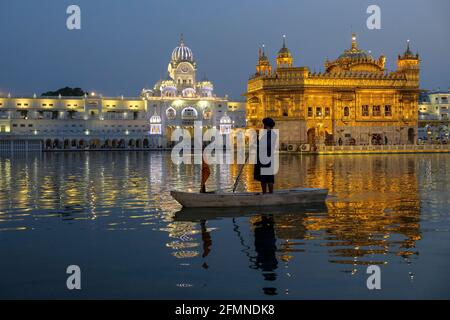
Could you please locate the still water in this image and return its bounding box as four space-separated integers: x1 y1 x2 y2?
0 152 449 299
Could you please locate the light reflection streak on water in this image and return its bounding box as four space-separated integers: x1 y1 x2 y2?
0 152 449 283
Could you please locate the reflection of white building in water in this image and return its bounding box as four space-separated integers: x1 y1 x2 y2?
0 36 246 151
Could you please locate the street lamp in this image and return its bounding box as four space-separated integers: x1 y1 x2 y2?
427 129 432 144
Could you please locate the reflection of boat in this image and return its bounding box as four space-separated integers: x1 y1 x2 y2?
170 188 328 208
173 203 327 221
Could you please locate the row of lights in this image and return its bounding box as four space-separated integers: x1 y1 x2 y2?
0 91 128 99
33 129 132 136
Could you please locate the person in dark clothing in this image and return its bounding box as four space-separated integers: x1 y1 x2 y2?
253 118 276 194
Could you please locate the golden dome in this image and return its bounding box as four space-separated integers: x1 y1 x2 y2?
258 45 270 63
325 33 385 73
337 33 373 60
277 35 292 58
276 35 293 68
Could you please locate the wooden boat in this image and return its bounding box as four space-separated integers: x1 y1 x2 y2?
170 188 328 208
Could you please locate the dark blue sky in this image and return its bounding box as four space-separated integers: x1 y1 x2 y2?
0 0 449 100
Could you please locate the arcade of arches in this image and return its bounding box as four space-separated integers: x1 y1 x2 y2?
43 138 157 150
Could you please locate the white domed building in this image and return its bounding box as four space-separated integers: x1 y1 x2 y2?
141 35 246 147
0 35 245 151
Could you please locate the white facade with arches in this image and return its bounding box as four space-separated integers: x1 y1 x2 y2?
0 36 246 151
141 35 246 147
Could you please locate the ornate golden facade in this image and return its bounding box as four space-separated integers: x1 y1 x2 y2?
246 34 421 147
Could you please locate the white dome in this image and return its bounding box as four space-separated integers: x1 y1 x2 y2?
160 77 177 97
171 36 193 62
182 87 196 97
150 113 162 124
141 88 153 98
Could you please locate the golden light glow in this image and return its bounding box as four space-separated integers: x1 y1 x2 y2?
247 33 420 146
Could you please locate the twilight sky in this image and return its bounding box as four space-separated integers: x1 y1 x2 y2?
0 0 449 100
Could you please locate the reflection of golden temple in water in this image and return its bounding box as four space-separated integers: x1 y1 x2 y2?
161 156 425 295
0 152 427 283
242 155 422 267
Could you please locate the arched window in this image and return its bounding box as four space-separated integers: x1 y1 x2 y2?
343 106 350 117
166 107 176 120
220 113 232 135
181 107 198 120
203 107 212 120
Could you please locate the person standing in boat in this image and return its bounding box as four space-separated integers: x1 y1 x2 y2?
254 118 277 194
200 148 210 193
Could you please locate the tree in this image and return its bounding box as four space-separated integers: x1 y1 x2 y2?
41 87 85 97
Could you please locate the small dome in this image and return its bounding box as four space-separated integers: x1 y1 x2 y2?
141 88 153 98
182 88 196 97
258 45 270 63
259 53 269 63
198 85 213 97
277 35 292 58
337 33 373 61
338 50 372 60
161 78 176 87
278 47 291 56
150 112 161 124
325 33 385 73
171 35 193 62
198 80 213 89
400 40 419 59
153 79 163 91
160 77 177 97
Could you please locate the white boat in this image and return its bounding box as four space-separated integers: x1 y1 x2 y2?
170 188 328 208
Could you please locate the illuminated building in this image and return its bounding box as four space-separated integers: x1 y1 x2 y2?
0 36 246 151
141 34 246 145
246 34 421 148
418 90 450 141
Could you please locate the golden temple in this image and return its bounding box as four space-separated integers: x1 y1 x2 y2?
246 34 421 148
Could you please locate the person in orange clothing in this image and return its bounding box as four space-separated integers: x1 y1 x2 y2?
200 151 210 193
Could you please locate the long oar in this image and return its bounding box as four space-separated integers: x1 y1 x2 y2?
232 153 249 193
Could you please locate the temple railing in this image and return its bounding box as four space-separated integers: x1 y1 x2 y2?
315 144 450 153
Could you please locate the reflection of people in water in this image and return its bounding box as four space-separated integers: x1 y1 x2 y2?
252 215 278 295
200 220 212 269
